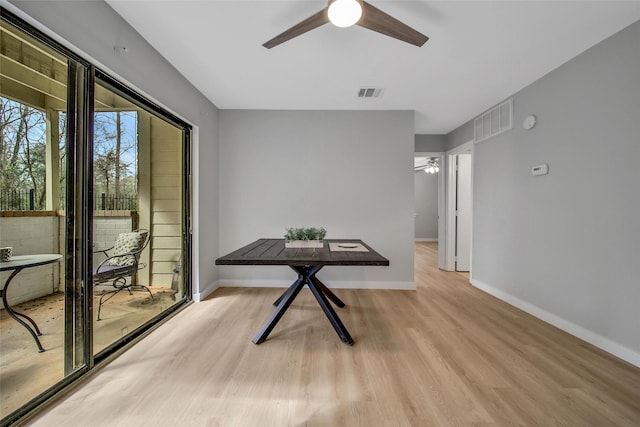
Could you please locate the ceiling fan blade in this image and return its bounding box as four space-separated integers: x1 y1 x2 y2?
357 1 428 47
263 8 329 49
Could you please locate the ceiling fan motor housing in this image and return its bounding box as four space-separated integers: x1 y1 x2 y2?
328 0 364 28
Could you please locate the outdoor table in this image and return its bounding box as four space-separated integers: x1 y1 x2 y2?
0 254 63 352
215 239 389 345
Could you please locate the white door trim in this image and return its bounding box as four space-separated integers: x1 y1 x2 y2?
415 152 445 269
455 153 472 271
445 141 474 273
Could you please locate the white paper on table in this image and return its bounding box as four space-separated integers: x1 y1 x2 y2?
329 242 369 252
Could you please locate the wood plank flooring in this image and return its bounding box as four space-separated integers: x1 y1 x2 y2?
24 242 640 426
0 288 177 418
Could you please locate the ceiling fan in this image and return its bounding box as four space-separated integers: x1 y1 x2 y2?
263 0 429 49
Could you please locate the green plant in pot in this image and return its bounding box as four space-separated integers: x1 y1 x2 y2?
284 227 327 248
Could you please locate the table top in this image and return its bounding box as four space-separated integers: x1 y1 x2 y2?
216 239 389 267
0 254 63 272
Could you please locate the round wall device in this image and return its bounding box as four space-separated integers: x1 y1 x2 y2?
523 115 537 130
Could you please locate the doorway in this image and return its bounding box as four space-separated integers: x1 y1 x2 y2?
445 141 473 273
414 152 445 269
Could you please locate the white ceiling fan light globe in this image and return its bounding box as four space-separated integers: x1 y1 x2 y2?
328 0 363 28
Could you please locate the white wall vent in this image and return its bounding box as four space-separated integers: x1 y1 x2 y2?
474 98 513 143
358 87 384 98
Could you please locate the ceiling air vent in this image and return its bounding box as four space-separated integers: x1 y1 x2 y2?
358 87 384 98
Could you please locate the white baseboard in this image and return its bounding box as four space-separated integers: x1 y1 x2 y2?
217 279 416 291
193 280 220 302
415 238 438 242
471 279 640 368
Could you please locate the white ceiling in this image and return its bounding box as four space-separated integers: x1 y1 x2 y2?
106 1 640 134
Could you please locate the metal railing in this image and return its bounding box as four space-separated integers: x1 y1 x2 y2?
0 189 36 210
93 193 137 211
0 189 137 211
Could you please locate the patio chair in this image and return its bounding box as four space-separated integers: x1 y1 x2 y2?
93 229 151 320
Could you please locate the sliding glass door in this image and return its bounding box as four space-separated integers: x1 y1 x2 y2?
92 77 189 357
0 9 191 425
0 16 88 420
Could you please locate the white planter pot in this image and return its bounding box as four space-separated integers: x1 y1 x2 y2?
285 240 324 249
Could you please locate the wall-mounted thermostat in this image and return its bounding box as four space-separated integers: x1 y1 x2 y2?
532 164 549 176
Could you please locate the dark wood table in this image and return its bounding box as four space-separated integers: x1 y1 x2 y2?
215 239 389 345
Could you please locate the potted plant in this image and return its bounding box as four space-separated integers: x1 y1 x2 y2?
284 227 327 248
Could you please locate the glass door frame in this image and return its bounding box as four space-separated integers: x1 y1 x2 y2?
0 7 193 424
65 60 95 373
92 69 193 363
0 8 93 425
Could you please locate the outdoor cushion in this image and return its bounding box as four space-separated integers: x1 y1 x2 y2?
106 230 148 266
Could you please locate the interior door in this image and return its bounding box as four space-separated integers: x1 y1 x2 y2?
456 154 472 271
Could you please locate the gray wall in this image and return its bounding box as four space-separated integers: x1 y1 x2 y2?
446 121 474 151
415 134 446 152
448 20 640 364
414 171 438 240
218 110 415 289
7 0 220 299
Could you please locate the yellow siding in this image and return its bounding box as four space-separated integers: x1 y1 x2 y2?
152 224 181 237
152 211 181 224
152 237 181 249
152 199 181 212
151 186 181 199
150 263 176 275
151 176 180 188
152 161 180 174
149 118 182 287
151 274 174 286
152 249 180 262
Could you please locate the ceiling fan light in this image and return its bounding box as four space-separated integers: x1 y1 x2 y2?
328 0 363 28
424 157 440 174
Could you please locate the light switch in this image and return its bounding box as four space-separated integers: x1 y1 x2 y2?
532 164 549 176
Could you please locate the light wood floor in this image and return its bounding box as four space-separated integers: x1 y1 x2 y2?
0 288 177 417
24 243 640 426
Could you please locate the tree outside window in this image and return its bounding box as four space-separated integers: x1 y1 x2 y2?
0 96 138 211
0 97 47 210
93 111 138 210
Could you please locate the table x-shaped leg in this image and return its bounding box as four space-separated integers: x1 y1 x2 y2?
273 268 345 308
253 265 354 345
